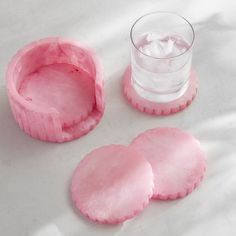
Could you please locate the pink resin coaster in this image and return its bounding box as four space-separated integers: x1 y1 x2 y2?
71 145 154 224
130 127 206 200
6 37 104 142
123 66 197 115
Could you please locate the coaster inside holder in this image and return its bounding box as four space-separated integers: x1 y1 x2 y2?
130 127 206 200
6 37 104 142
123 65 198 115
71 145 154 224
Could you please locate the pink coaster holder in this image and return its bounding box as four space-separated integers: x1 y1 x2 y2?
6 38 104 142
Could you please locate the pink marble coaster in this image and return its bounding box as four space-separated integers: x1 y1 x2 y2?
6 37 104 142
130 127 206 200
71 145 154 224
123 66 198 115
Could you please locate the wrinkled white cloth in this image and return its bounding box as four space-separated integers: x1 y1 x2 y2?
0 0 236 235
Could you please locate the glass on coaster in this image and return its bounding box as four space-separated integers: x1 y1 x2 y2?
123 12 197 115
6 37 104 142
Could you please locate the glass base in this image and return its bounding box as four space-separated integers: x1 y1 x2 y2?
131 77 189 103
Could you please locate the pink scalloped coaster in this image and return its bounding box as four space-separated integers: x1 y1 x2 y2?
123 66 198 115
6 37 105 142
71 145 154 224
130 127 206 200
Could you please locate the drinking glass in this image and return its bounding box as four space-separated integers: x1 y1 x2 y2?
130 12 195 103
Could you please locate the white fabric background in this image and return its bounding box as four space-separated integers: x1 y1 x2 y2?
0 0 236 235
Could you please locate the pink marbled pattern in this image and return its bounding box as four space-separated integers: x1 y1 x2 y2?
71 145 154 224
130 127 206 200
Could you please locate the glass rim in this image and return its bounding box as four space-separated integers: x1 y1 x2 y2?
130 11 195 60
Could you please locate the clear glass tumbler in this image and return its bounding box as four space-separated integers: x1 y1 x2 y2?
130 12 195 103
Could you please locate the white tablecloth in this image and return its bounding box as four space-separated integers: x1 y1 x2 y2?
1 0 236 235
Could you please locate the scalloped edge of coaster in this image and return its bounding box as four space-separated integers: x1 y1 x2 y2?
123 65 198 115
70 145 154 224
71 187 152 224
153 168 206 200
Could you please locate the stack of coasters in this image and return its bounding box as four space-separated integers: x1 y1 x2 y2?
6 37 104 142
71 127 206 224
